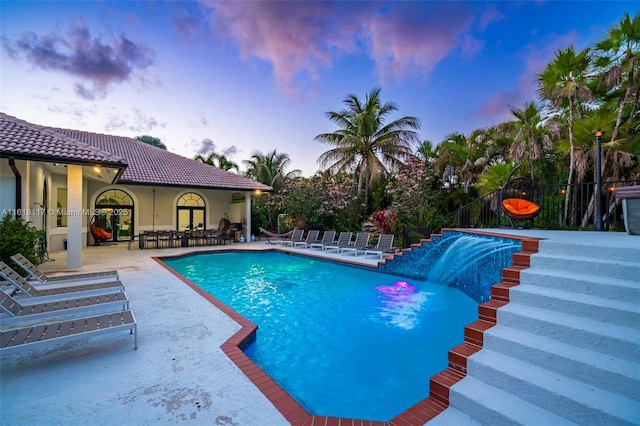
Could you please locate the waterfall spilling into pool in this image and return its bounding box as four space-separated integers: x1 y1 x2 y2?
380 231 521 303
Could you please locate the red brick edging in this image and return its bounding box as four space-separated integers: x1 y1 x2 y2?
154 229 542 425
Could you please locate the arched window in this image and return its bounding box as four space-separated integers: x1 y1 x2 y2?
177 193 206 230
94 189 134 242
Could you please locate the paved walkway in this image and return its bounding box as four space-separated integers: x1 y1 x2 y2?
1 231 636 425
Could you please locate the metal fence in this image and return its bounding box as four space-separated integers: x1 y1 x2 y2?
402 180 639 247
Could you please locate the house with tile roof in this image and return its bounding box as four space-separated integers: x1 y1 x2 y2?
0 113 271 268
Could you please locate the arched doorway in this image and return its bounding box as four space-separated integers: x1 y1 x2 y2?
177 192 205 231
94 189 134 242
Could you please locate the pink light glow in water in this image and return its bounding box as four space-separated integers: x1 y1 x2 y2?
376 280 416 297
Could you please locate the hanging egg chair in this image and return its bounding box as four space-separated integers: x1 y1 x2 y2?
501 173 544 226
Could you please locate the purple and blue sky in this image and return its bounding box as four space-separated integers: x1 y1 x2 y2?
1 1 635 176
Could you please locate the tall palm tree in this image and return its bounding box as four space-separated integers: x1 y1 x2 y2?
538 46 593 224
243 150 300 190
315 87 421 214
194 152 239 172
509 102 553 179
594 12 640 142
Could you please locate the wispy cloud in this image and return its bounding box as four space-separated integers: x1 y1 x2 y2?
194 138 239 157
364 2 476 83
3 17 155 100
196 1 489 95
206 1 360 96
104 108 165 133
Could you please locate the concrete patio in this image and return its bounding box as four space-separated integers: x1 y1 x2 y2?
1 230 638 425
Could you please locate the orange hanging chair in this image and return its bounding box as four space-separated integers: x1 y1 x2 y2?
500 170 544 225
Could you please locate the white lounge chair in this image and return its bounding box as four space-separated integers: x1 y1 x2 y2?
0 310 137 355
294 230 320 248
309 231 336 251
0 287 129 326
0 262 124 300
364 234 397 260
280 229 305 247
323 232 353 253
341 232 371 256
10 253 118 283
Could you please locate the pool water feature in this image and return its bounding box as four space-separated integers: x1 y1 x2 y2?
164 251 479 421
381 231 522 303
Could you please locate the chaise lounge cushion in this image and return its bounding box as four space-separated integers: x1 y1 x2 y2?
502 198 540 216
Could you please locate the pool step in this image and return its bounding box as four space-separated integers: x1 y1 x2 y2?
496 303 639 361
483 324 640 398
463 349 639 425
432 235 640 425
446 375 579 426
519 268 640 302
508 284 640 327
529 252 640 281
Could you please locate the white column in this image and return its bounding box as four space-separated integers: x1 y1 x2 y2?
245 192 252 242
66 165 83 269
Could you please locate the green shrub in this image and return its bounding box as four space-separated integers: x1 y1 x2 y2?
0 214 45 271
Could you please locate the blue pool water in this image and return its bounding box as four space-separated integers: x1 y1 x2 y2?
164 251 478 421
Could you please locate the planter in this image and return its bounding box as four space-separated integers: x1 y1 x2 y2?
615 185 640 235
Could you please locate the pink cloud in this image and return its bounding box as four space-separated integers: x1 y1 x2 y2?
474 31 579 121
203 1 362 95
364 3 475 82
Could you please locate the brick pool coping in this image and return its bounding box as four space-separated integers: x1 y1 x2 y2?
155 229 542 425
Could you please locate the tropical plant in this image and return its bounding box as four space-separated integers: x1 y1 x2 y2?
509 102 554 179
194 151 239 172
593 12 640 143
0 214 45 271
538 46 593 224
134 135 167 150
315 87 421 217
243 150 301 190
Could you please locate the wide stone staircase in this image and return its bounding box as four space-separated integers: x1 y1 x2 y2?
430 236 640 425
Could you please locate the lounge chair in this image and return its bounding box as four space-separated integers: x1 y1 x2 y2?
1 310 137 354
10 253 118 284
280 229 305 247
0 287 129 326
309 231 336 251
0 262 124 300
340 232 371 256
294 230 320 248
323 232 353 253
364 234 397 260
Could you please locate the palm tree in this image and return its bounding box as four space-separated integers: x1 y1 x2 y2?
243 150 300 190
594 12 640 142
315 87 421 215
538 46 593 224
194 152 239 172
509 102 553 179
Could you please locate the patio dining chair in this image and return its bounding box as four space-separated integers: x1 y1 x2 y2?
10 253 118 284
0 262 124 300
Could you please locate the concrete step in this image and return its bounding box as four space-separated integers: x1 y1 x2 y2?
537 239 640 263
529 253 640 282
519 268 640 302
447 374 579 426
425 406 482 426
483 325 640 399
509 284 640 327
496 303 640 362
467 349 640 425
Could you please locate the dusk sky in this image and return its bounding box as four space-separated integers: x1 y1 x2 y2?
1 1 635 177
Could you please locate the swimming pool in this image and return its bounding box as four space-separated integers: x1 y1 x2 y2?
163 251 478 421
